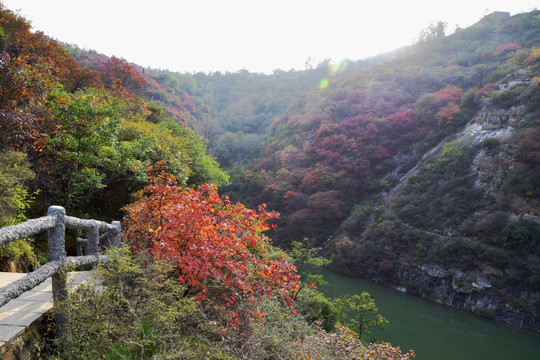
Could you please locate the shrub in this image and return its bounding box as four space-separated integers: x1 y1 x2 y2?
526 273 540 291
480 137 501 149
474 83 498 103
474 211 509 239
295 288 343 331
341 204 373 235
500 219 540 250
293 324 415 359
53 247 211 359
438 239 479 268
123 171 299 312
488 86 524 108
0 239 37 272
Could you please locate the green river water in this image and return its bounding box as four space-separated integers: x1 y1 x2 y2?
321 270 540 360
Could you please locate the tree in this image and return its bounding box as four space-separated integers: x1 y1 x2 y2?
99 57 146 97
289 237 330 298
123 172 299 312
43 87 169 212
516 121 540 166
0 151 37 271
44 87 125 209
307 191 345 222
337 292 388 341
417 21 447 43
500 219 540 251
0 51 53 150
289 237 340 331
0 151 34 226
160 120 229 186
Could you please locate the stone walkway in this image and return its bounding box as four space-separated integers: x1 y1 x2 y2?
0 271 93 346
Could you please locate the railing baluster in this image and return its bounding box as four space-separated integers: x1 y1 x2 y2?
46 206 70 340
86 226 99 256
112 220 121 247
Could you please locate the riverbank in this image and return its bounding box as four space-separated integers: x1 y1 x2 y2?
321 269 540 360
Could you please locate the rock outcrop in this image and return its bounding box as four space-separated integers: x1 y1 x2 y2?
397 264 540 330
352 75 540 332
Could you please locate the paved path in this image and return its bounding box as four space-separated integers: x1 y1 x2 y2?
0 271 93 346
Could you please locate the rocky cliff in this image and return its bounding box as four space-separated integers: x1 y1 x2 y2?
331 70 540 331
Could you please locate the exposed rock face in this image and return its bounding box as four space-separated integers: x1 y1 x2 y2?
397 265 540 331
466 101 540 217
364 78 540 332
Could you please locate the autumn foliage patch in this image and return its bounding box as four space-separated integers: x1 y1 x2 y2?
123 171 300 311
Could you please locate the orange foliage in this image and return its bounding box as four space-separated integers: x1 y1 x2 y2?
435 102 461 125
492 43 522 57
99 57 147 97
123 171 300 310
525 48 540 65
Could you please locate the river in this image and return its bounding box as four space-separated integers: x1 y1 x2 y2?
321 269 540 360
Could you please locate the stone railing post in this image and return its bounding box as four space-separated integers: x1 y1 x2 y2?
47 206 66 261
47 206 70 340
86 226 99 256
112 221 121 247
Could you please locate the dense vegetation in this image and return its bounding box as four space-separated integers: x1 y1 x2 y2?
39 176 413 359
2 2 540 356
0 3 415 359
128 10 540 329
162 11 540 300
0 2 227 269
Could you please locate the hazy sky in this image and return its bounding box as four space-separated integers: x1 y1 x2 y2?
2 0 538 73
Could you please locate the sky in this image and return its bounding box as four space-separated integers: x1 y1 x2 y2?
2 0 539 74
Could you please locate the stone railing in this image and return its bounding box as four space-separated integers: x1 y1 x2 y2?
0 205 120 335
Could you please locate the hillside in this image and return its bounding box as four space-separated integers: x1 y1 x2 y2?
1 0 540 335
171 11 540 330
61 10 540 331
0 2 228 257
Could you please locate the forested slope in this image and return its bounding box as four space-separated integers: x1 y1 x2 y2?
0 3 227 270
2 1 540 332
172 11 540 330
0 5 420 357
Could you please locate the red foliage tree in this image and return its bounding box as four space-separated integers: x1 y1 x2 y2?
415 85 463 124
307 190 345 222
492 43 522 57
433 85 463 105
387 110 416 131
0 51 52 150
435 102 461 125
123 172 300 310
99 57 147 97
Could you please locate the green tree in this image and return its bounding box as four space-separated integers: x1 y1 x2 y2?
0 151 34 226
337 292 388 341
500 219 540 250
0 150 37 270
289 237 330 297
417 21 447 43
45 87 129 209
160 120 229 186
289 237 345 332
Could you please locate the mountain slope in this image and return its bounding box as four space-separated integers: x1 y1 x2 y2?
202 10 540 330
58 10 540 330
331 72 540 330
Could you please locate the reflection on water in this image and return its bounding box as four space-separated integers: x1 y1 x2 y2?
321 270 540 360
